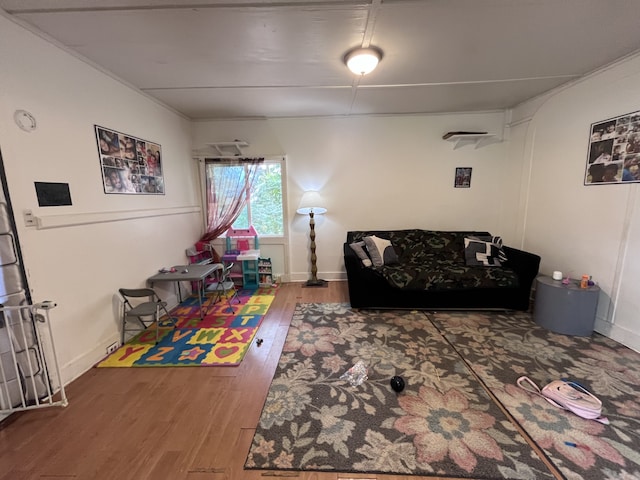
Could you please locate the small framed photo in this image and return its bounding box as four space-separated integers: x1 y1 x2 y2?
454 167 472 188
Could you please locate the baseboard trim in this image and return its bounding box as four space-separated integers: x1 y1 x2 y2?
594 318 640 353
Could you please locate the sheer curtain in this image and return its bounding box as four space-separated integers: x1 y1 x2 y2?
200 158 261 243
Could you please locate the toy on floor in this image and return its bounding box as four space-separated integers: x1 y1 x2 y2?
390 375 405 392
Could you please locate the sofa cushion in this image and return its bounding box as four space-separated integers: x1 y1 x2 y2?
464 236 508 266
363 235 399 267
471 235 508 262
376 259 519 290
349 241 372 267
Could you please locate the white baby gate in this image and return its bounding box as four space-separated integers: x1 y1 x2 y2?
0 301 67 415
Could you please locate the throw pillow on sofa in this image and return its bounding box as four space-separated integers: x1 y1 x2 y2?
349 241 372 267
473 235 508 263
363 235 399 267
464 236 507 267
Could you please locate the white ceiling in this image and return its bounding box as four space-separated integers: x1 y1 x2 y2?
3 0 640 120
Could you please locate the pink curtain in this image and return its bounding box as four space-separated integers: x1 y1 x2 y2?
200 158 261 243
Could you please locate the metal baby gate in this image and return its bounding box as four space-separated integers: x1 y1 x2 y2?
0 301 67 415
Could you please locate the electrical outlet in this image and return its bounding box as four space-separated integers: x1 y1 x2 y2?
106 342 119 355
23 209 36 227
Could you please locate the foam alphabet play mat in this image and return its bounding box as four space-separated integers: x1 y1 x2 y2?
97 286 276 368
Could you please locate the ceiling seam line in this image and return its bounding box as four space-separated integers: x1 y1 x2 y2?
141 75 581 92
4 1 372 15
361 0 382 48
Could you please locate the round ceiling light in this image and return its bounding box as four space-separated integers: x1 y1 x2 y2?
344 47 383 75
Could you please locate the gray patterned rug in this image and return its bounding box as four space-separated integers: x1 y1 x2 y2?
245 303 559 478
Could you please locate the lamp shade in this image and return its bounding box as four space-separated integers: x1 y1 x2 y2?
296 191 327 215
344 47 382 75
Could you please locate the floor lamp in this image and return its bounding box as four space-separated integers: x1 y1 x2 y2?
296 191 327 287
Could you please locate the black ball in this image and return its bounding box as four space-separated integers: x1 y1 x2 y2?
390 375 405 392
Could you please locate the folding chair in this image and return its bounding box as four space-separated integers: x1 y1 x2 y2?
206 263 240 312
119 288 176 344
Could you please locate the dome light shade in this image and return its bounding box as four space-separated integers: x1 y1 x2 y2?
344 47 382 75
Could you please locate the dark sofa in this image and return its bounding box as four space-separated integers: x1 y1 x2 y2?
344 229 540 311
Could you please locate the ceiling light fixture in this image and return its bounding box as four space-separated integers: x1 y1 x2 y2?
344 47 383 75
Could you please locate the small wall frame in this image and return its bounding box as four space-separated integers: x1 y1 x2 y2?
454 167 472 188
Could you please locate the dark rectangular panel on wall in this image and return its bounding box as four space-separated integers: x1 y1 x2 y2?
34 182 72 207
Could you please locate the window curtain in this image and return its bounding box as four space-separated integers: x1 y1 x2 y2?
199 158 262 243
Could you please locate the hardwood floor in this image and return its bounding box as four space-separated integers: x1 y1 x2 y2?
0 282 439 480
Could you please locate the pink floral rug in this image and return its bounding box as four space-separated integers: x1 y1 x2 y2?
245 304 559 478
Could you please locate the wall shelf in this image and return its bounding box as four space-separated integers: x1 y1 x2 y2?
206 141 249 156
443 132 500 150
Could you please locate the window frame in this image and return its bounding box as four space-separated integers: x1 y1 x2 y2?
197 155 291 281
232 159 284 236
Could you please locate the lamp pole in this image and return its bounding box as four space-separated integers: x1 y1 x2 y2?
296 191 327 287
306 209 326 287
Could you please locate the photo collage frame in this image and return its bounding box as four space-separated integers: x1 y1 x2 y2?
95 125 165 194
585 111 640 185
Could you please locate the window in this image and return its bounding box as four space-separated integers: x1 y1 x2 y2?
211 159 284 236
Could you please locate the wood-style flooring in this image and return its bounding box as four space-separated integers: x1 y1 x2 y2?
0 282 458 480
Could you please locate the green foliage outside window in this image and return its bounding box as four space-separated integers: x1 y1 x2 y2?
231 162 283 236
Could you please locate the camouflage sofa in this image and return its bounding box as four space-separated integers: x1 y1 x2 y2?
344 229 540 311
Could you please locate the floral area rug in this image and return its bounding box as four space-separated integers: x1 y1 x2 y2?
245 303 557 478
429 311 640 480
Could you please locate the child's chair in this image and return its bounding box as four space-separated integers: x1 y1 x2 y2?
186 242 219 295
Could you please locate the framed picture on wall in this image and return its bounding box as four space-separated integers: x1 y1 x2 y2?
94 125 165 195
454 167 472 188
585 110 640 185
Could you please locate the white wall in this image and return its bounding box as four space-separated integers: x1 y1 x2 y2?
0 14 202 383
193 112 516 283
511 53 640 352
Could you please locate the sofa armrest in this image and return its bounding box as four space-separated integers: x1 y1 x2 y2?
344 242 391 307
344 242 359 268
344 242 374 276
503 246 541 289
